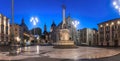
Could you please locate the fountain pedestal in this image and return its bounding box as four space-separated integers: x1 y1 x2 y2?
53 29 77 48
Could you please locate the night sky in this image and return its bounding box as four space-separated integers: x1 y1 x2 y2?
0 0 119 31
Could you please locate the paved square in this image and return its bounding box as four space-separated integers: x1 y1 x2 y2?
0 46 120 61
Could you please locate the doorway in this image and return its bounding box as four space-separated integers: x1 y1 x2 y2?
114 40 118 47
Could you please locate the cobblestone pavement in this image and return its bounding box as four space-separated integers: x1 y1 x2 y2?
0 46 120 61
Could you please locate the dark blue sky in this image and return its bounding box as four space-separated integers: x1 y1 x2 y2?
0 0 119 31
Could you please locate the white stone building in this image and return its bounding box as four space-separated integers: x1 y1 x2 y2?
78 28 97 46
10 24 22 43
0 14 10 45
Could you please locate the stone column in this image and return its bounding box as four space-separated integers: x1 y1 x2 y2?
103 26 106 46
110 25 113 46
62 5 66 28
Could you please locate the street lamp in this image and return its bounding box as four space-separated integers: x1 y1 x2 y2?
113 0 120 15
30 17 39 26
72 20 79 28
30 17 39 36
11 0 15 45
30 16 39 44
30 17 39 54
72 20 79 45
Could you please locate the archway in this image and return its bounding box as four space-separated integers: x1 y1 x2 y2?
114 40 118 47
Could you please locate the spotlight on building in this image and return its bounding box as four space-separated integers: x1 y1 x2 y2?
16 37 20 42
111 22 114 25
117 21 120 24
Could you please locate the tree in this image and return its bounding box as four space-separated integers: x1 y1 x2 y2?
30 27 42 36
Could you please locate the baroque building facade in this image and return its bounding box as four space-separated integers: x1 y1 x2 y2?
20 18 29 42
0 14 10 45
78 28 98 46
43 24 50 43
50 21 57 43
98 18 120 47
10 24 22 43
10 18 29 44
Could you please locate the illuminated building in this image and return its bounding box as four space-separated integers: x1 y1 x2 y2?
10 24 22 43
98 18 120 46
0 14 10 45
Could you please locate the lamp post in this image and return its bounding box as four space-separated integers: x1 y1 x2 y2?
11 0 15 45
72 20 79 45
30 17 39 54
30 17 38 39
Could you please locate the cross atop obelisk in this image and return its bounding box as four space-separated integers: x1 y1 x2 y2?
62 5 66 29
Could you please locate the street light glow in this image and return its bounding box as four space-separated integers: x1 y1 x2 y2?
113 1 117 6
30 17 39 26
72 20 79 28
115 5 119 9
113 0 120 14
35 17 38 23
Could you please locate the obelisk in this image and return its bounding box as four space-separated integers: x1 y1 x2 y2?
62 5 66 28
